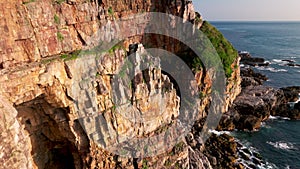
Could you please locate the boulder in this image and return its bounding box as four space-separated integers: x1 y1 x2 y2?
220 85 285 131
290 109 300 120
204 134 240 169
217 115 235 131
236 115 262 131
280 86 300 102
241 77 261 87
282 59 295 63
286 63 300 67
272 104 291 117
240 68 268 84
241 56 267 67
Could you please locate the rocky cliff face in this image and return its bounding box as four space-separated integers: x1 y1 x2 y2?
0 0 241 169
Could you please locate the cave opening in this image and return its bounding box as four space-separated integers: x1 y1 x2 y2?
15 96 80 169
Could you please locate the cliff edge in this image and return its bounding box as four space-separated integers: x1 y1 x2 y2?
0 0 241 168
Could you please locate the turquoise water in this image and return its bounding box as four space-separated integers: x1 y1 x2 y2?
211 21 300 88
211 22 300 169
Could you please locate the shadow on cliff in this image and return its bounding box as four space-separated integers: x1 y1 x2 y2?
16 96 89 169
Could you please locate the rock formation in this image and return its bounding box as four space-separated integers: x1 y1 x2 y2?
0 0 243 169
218 67 300 132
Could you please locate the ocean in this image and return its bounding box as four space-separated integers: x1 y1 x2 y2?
210 22 300 169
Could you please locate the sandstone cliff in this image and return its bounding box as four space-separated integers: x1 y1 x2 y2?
0 0 241 168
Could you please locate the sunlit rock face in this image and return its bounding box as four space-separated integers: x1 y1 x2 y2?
0 0 241 168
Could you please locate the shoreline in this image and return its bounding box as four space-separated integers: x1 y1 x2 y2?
205 52 300 168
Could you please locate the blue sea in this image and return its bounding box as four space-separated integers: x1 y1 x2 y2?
211 22 300 169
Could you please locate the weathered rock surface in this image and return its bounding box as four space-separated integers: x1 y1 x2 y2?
0 44 183 168
240 67 267 88
0 96 35 169
219 68 300 131
239 52 268 67
219 86 282 131
280 86 300 102
0 0 204 69
271 86 300 120
0 0 243 168
204 134 239 169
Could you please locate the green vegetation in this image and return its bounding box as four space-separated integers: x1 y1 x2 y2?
41 58 56 64
199 91 206 99
142 159 148 169
194 12 202 23
95 72 101 77
164 159 172 167
108 7 114 16
173 141 185 153
55 0 65 4
108 43 125 54
191 57 203 71
60 54 69 59
23 0 35 4
200 21 238 77
195 16 202 23
57 32 64 41
54 14 60 24
59 42 125 63
112 105 116 111
60 50 81 61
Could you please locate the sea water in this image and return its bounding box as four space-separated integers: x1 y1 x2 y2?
211 21 300 168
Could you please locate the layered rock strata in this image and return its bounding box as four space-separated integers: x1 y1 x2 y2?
0 0 242 168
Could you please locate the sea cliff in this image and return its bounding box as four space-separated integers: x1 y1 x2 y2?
0 0 242 168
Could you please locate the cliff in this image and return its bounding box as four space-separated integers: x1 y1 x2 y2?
0 0 241 169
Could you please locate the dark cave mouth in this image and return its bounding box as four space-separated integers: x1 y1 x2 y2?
15 96 78 169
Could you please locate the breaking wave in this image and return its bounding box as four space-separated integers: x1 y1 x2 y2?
267 141 298 151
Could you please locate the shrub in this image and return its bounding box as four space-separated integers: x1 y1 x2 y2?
108 7 114 16
200 21 238 77
54 14 60 24
55 0 65 4
57 32 64 41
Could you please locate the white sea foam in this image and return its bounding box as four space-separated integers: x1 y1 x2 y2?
272 59 285 63
271 59 294 67
297 94 300 103
235 138 279 169
256 66 288 72
269 116 278 120
261 162 279 169
267 141 298 150
208 129 230 136
261 122 272 129
268 115 290 120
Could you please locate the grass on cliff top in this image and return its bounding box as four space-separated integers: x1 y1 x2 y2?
200 21 238 77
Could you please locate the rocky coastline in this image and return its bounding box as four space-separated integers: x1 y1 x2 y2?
0 0 298 168
204 52 300 168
